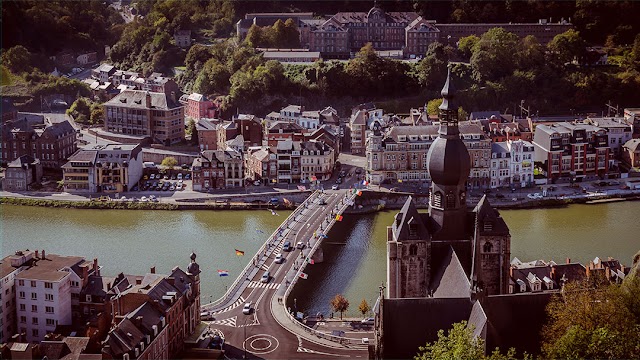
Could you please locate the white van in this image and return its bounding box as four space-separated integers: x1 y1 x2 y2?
143 162 157 169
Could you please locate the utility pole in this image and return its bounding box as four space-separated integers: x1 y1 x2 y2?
605 101 619 117
519 100 531 119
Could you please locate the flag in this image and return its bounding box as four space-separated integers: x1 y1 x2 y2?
269 209 279 216
235 249 245 256
217 270 229 277
362 180 368 186
335 214 343 221
297 185 306 191
306 258 315 265
299 272 308 279
283 198 292 206
311 176 317 182
357 190 363 196
320 233 328 239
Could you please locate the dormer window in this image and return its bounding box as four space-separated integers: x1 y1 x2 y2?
433 192 442 208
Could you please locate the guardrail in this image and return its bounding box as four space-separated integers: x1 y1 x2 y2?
207 190 321 310
281 190 367 346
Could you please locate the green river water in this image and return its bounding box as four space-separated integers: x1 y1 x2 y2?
2 201 639 316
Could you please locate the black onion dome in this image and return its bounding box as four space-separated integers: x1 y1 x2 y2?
426 137 471 186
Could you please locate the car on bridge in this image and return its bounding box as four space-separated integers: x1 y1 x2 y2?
296 242 305 250
261 271 271 283
275 253 284 264
283 241 292 252
243 302 252 315
331 184 339 190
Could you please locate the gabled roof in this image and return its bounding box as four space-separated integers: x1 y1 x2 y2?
431 246 471 298
103 318 145 357
41 120 75 139
623 138 640 152
392 196 429 241
474 195 510 236
104 90 182 110
7 155 39 168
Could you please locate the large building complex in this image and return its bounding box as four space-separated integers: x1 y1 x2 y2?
103 90 184 145
242 5 572 58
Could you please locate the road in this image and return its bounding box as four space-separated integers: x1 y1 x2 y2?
202 189 369 359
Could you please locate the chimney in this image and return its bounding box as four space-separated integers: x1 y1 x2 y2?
509 266 513 278
150 266 156 274
170 91 176 104
93 258 99 276
35 250 39 259
134 316 143 328
145 91 152 108
566 257 570 264
550 266 556 280
82 265 89 284
166 277 175 286
42 250 46 259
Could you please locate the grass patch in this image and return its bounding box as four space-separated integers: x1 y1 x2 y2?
0 197 179 210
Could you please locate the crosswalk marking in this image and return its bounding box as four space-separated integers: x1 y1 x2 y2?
260 263 269 271
211 296 245 315
247 281 280 290
208 316 236 327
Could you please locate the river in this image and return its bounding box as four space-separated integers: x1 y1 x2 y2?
2 201 639 316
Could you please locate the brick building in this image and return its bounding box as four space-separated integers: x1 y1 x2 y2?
185 93 217 120
191 149 244 190
104 90 184 145
196 118 220 151
245 146 277 183
1 116 76 169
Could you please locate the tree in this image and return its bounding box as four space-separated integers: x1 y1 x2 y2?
186 118 198 145
283 18 301 48
470 28 519 82
358 299 370 318
161 156 178 168
547 29 587 66
414 42 448 89
90 107 105 125
1 45 32 74
330 294 349 320
458 35 479 59
426 98 443 116
416 321 529 360
67 97 92 124
542 277 640 359
245 24 264 48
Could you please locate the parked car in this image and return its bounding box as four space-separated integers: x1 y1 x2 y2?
171 174 177 180
200 311 214 320
169 185 175 191
355 168 362 174
176 183 183 190
331 185 339 190
253 180 261 186
361 317 374 326
296 241 305 250
283 241 292 252
140 196 149 202
261 271 270 283
177 173 183 180
269 198 279 205
274 253 284 264
242 302 252 315
185 173 191 180
149 174 155 180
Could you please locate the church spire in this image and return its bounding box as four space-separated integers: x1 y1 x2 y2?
438 66 460 137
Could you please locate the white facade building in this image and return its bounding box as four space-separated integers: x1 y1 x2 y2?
507 139 535 188
14 253 93 342
1 252 30 343
587 117 633 158
490 142 511 188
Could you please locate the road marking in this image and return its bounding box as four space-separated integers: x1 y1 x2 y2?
248 281 280 290
260 263 269 271
208 316 236 328
211 296 245 315
243 334 279 355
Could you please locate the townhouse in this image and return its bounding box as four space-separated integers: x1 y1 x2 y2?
586 117 633 158
3 156 43 192
191 149 244 190
245 146 277 183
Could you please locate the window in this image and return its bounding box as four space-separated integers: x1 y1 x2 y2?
86 295 92 302
31 293 37 300
32 329 38 337
19 304 25 311
46 318 55 327
32 317 38 325
18 280 24 286
409 244 418 256
44 282 53 289
483 242 493 253
32 305 37 312
19 291 25 299
30 281 36 287
46 306 54 314
20 316 26 323
45 294 53 301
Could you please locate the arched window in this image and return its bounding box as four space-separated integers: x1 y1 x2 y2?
483 242 493 253
409 244 418 256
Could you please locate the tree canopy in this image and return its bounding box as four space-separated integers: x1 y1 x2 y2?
330 294 349 320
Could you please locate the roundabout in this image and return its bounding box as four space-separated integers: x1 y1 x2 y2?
243 334 280 355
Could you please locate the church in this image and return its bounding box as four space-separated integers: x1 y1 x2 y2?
376 69 552 359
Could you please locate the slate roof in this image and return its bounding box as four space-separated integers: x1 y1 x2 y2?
382 297 473 359
481 292 553 355
41 120 75 139
623 138 640 152
7 155 39 168
103 318 145 357
196 118 219 131
391 196 429 241
104 90 182 110
431 246 471 298
16 254 88 282
474 196 510 236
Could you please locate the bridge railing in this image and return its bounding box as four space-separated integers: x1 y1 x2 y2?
207 190 320 309
281 190 367 346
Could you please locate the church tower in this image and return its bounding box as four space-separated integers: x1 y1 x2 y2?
426 68 471 240
387 196 431 298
